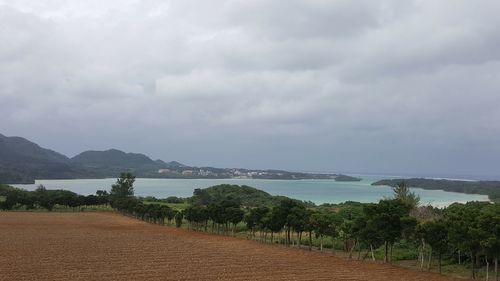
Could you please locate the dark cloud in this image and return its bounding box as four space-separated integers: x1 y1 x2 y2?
1 0 499 178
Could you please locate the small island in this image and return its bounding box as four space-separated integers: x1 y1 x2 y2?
334 174 362 182
372 178 500 202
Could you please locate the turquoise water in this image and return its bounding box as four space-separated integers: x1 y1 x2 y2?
13 176 489 207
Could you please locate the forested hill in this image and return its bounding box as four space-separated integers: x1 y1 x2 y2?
71 149 160 168
0 134 86 184
372 178 500 202
0 133 68 163
189 184 311 208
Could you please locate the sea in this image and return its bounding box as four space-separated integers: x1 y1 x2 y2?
12 175 489 207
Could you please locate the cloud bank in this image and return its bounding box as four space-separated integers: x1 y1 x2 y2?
1 0 500 178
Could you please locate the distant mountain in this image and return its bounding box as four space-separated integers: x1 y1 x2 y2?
0 133 194 184
0 133 342 183
153 159 186 168
155 159 167 166
0 134 85 184
0 133 69 164
72 149 158 168
164 161 187 168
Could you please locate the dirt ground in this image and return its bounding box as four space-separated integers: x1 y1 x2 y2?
0 212 464 281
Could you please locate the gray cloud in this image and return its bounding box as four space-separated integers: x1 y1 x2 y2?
1 0 499 178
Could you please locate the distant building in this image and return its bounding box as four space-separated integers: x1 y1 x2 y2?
199 169 210 176
182 170 194 175
158 169 171 173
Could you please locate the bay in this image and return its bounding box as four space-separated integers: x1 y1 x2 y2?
13 175 489 207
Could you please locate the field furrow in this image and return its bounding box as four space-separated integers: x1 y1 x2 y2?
0 213 462 281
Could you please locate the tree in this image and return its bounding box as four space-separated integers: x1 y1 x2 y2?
266 209 285 243
273 199 307 245
311 211 342 252
420 220 448 273
110 173 135 204
191 188 212 205
392 181 420 209
288 205 310 247
35 185 55 211
304 210 316 250
165 207 176 225
95 190 109 205
364 199 414 263
352 214 383 260
244 207 270 238
185 205 210 231
477 204 500 281
445 202 490 279
1 188 25 210
175 211 183 228
226 207 244 235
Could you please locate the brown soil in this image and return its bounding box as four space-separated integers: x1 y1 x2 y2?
0 212 464 281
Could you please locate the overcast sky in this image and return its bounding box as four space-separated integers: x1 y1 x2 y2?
1 1 500 178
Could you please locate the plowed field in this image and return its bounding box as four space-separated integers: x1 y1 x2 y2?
0 212 462 281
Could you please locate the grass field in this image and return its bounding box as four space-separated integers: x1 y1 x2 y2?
0 212 464 281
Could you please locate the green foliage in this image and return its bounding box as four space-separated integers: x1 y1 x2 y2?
189 184 291 208
364 200 413 244
175 211 183 227
0 184 16 194
418 219 449 272
391 181 420 208
191 188 213 205
110 173 135 202
270 198 311 244
288 205 309 234
445 202 488 255
267 208 286 233
350 213 384 250
184 205 209 230
0 184 109 211
143 196 186 205
373 178 500 201
244 206 270 233
164 196 185 203
112 195 175 225
310 211 342 239
477 204 500 258
362 199 416 262
443 201 498 278
420 220 448 254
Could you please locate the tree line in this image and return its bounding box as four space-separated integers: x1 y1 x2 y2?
108 173 182 227
0 184 109 211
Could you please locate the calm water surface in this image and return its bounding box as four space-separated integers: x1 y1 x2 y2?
13 176 489 207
